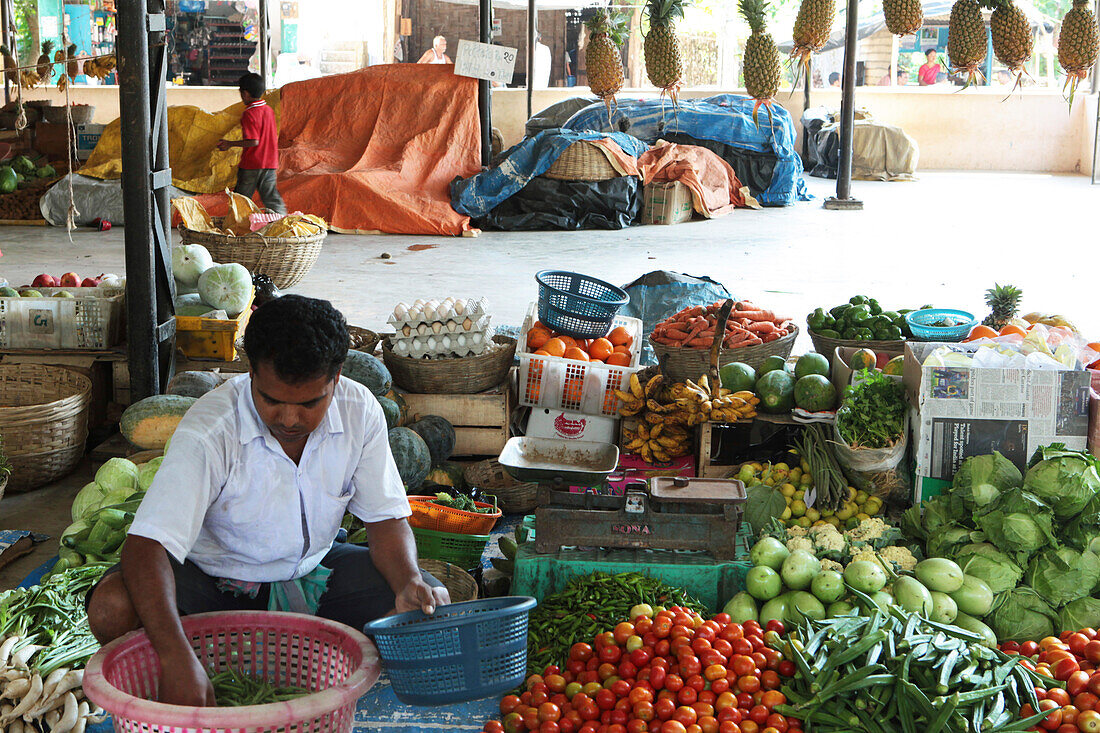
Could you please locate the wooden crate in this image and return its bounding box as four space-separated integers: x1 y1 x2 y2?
112 354 249 406
399 373 514 458
697 414 803 478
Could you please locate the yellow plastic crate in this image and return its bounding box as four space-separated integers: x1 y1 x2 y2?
174 290 255 361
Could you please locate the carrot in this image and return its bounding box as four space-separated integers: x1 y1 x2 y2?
762 332 780 343
747 321 777 334
666 327 690 339
651 335 673 345
687 337 713 347
736 310 777 322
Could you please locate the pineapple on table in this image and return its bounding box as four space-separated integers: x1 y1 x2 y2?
884 0 923 37
586 10 629 121
790 0 836 85
739 0 781 126
644 0 687 104
948 0 988 88
1059 0 1099 102
983 283 1022 330
986 0 1033 91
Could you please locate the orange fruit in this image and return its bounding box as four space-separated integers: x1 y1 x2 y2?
609 326 633 347
1087 342 1100 353
527 326 552 351
613 344 632 355
543 338 567 358
999 324 1026 337
605 351 631 367
534 349 551 356
589 338 614 362
564 346 590 362
558 335 578 350
965 325 998 341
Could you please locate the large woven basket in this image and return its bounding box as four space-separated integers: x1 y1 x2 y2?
651 324 800 382
381 335 517 394
0 364 91 492
418 559 478 602
543 141 619 181
180 217 325 290
808 331 906 360
465 459 538 514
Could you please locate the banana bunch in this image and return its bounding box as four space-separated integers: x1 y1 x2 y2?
674 374 759 424
82 54 116 81
623 419 692 463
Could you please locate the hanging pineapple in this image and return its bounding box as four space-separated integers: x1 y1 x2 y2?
36 40 55 84
0 45 17 85
948 0 987 87
982 284 1023 330
739 0 781 126
644 0 686 104
1058 0 1099 103
987 0 1033 90
790 0 835 85
66 44 80 79
585 10 628 120
884 0 923 37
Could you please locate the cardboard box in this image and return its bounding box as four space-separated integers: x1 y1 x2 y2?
830 345 906 392
1089 386 1100 458
641 181 693 225
903 341 1092 482
76 123 105 160
526 407 617 443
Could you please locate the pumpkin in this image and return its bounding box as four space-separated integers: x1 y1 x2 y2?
384 390 409 426
377 395 402 430
407 415 456 466
388 427 431 490
425 462 466 491
121 395 197 450
166 371 223 398
343 350 392 397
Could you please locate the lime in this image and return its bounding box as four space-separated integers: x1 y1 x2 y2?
794 374 838 412
719 361 757 392
794 352 830 379
758 355 788 375
755 369 795 414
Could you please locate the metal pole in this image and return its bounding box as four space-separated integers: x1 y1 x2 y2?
478 0 492 166
1 0 11 105
527 0 535 120
258 0 269 84
118 0 160 400
824 0 863 209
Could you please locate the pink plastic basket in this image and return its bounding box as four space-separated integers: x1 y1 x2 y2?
82 611 380 733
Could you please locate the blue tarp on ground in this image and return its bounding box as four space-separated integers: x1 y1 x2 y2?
561 95 810 207
450 129 649 218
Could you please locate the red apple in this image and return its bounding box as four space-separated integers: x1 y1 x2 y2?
31 273 57 288
80 277 100 288
59 272 80 288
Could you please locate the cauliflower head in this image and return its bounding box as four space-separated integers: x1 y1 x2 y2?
846 517 892 545
848 546 887 571
809 524 847 553
786 537 815 554
819 558 844 573
879 545 918 572
786 525 809 538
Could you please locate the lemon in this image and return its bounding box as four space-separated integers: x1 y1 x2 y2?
794 490 805 502
749 462 763 472
790 500 807 517
825 516 842 527
801 460 811 474
805 507 821 522
789 467 802 482
855 490 869 504
764 477 777 487
856 512 871 522
820 508 834 518
771 468 789 482
781 483 797 497
846 487 858 502
865 496 884 514
780 506 792 520
813 520 828 527
836 504 855 521
775 462 790 471
801 473 814 487
794 517 811 528
737 466 755 482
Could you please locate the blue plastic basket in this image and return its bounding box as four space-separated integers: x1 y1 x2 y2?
535 270 629 339
905 309 977 342
362 596 537 706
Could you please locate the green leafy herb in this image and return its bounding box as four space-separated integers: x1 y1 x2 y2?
835 370 906 449
431 492 496 514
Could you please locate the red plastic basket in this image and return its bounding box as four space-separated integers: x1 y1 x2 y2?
82 611 380 733
407 495 503 534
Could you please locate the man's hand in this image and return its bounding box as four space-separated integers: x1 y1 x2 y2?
394 577 450 616
216 139 231 151
158 646 216 707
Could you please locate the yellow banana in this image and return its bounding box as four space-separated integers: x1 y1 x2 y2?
645 374 665 399
638 423 650 440
651 422 664 439
630 373 644 399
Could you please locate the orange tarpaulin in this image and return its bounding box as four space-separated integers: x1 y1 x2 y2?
637 142 759 217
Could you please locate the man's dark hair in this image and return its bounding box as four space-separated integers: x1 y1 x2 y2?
243 295 348 383
238 72 266 99
828 72 840 84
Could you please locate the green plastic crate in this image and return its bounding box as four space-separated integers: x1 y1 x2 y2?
412 527 490 569
511 526 753 613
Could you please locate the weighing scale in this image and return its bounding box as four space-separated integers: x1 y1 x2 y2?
499 437 747 561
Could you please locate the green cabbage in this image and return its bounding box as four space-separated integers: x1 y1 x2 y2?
95 457 139 492
954 542 1025 594
1063 492 1100 552
1059 597 1100 632
928 525 976 560
70 481 108 521
988 586 1059 642
1024 447 1100 518
922 495 961 533
951 452 1023 514
977 489 1057 566
1026 547 1100 608
137 459 161 492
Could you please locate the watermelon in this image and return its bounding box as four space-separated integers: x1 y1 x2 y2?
343 351 392 396
377 396 402 429
121 395 197 450
0 167 16 194
407 415 456 466
425 462 466 491
167 371 223 399
198 263 253 317
388 427 431 490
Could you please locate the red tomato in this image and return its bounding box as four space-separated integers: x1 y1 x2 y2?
672 706 699 727
1038 699 1062 731
1086 642 1100 665
599 645 623 664
656 640 672 658
599 664 618 681
661 722 688 733
760 671 781 691
651 668 668 691
748 705 770 726
1076 691 1099 710
693 703 715 718
1054 657 1082 681
713 640 734 659
502 712 524 733
628 721 649 733
760 691 786 710
715 692 737 711
1068 672 1093 697
546 675 567 694
717 706 742 724
578 701 601 721
718 724 741 733
1021 641 1041 657
1047 688 1071 707
484 721 505 733
654 618 674 639
595 633 616 649
698 692 716 706
636 618 655 636
737 693 756 709
538 703 562 723
619 660 639 681
777 661 796 678
634 702 657 722
656 697 677 721
1088 674 1100 698
501 695 523 715
632 648 654 668
532 690 550 706
666 675 685 693
614 622 636 645
711 678 731 695
765 714 788 733
1068 634 1092 657
721 626 745 643
751 653 768 670
611 709 630 725
1085 629 1100 641
731 639 754 656
678 686 699 706
560 717 577 733
738 676 762 694
683 675 704 692
699 716 720 733
1060 705 1079 725
730 656 756 677
594 689 617 711
681 657 703 678
609 679 630 698
1078 710 1100 733
1055 725 1077 733
629 687 654 704
539 721 561 733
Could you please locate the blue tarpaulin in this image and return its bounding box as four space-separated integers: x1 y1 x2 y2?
450 129 649 218
619 272 734 365
561 95 810 207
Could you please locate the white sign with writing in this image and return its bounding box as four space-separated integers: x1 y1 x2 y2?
454 40 516 83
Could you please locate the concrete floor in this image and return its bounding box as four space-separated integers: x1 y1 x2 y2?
2 170 1098 588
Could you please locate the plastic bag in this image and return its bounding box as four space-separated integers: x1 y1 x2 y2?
832 421 908 500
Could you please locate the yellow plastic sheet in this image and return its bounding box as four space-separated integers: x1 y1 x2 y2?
79 92 281 194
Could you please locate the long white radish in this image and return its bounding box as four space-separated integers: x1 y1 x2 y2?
0 673 41 723
9 719 24 733
0 637 18 666
0 678 30 701
38 668 69 703
29 670 80 719
43 709 59 728
49 692 78 733
85 708 106 725
70 702 88 733
0 670 27 683
9 646 42 670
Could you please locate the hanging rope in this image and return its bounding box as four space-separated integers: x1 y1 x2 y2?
60 28 79 241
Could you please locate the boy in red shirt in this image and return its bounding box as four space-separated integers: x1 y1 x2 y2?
217 73 286 214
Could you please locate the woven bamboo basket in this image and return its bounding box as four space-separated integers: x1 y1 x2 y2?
349 326 380 355
381 336 517 394
808 331 906 360
543 141 619 181
651 324 799 382
465 459 539 515
179 217 325 290
418 559 478 602
0 364 91 492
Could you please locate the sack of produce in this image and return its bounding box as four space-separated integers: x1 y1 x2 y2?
831 420 907 500
832 370 908 500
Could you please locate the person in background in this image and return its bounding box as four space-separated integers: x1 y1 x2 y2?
418 35 452 64
217 73 285 215
533 32 552 88
919 48 942 85
897 69 909 85
828 72 841 87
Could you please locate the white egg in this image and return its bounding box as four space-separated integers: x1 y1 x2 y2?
407 306 422 321
431 321 443 334
454 299 467 316
402 324 412 337
394 303 408 320
456 334 467 347
470 332 484 346
426 336 438 350
416 323 429 336
395 340 408 354
440 335 452 350
413 299 425 308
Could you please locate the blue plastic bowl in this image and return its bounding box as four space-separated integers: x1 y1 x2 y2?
362 596 537 706
535 270 629 339
905 309 977 342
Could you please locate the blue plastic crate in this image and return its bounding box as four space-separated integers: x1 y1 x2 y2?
535 270 628 339
905 309 976 342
